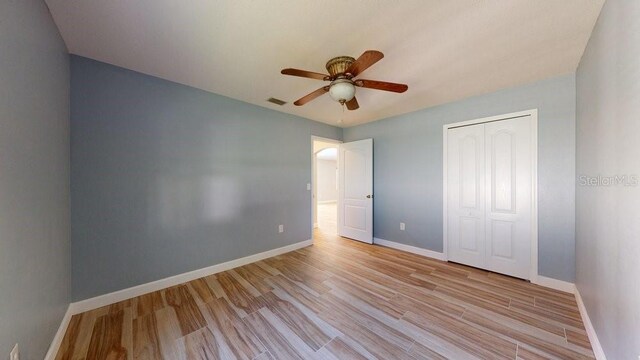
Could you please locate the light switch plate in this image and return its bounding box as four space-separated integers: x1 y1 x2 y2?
306 183 311 190
400 223 406 231
278 224 284 233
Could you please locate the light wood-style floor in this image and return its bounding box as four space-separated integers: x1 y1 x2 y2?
56 229 594 359
317 202 337 234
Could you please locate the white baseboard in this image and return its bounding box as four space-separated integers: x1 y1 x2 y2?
68 239 313 315
44 305 72 360
48 237 603 359
373 237 446 261
575 288 607 360
373 238 579 296
46 239 313 358
531 275 576 293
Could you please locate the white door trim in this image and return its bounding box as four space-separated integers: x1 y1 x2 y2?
443 109 538 281
311 136 342 233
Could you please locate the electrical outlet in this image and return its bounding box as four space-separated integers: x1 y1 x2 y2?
278 224 284 233
400 222 405 231
10 344 19 360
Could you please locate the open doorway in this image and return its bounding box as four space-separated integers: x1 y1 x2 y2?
312 137 340 235
312 136 373 243
316 147 338 233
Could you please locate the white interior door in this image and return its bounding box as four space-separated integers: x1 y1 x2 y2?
447 124 486 269
447 116 533 279
484 117 532 279
338 139 373 244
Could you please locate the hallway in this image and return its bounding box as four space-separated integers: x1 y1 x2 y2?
317 202 337 234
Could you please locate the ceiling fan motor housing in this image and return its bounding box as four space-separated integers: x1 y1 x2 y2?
326 56 356 77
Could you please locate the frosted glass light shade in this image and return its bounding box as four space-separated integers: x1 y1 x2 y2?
329 80 356 102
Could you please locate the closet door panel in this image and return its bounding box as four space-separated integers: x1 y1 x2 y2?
447 124 486 269
484 117 532 279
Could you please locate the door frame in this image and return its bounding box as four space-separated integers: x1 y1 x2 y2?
442 109 538 281
311 136 342 233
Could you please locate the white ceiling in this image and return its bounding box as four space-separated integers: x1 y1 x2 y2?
46 0 603 127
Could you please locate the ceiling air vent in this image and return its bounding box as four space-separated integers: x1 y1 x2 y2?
267 97 287 106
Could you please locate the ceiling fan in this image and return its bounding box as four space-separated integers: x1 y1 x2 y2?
281 50 408 110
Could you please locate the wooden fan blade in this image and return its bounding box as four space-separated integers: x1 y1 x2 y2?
345 97 359 110
293 86 329 106
356 79 408 93
346 50 384 77
281 68 329 81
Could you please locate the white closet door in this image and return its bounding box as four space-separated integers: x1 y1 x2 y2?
447 116 533 279
447 124 486 269
484 117 532 279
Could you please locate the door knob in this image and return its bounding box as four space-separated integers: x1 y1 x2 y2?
366 195 373 198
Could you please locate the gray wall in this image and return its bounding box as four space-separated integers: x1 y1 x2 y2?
71 56 341 301
576 1 640 358
0 1 70 359
344 74 576 282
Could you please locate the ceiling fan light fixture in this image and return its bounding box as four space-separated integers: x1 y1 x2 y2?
329 79 356 103
282 50 407 109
